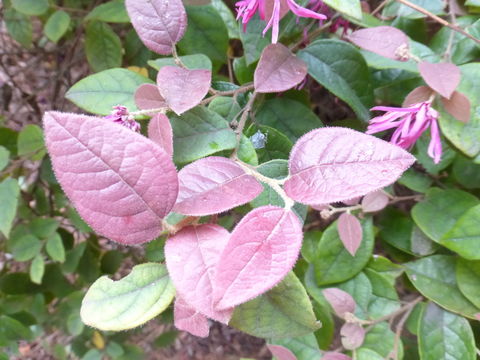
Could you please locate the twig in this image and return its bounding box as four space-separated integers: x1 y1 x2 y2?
443 0 457 61
366 297 423 327
290 20 333 52
371 0 390 16
395 0 480 45
231 92 257 157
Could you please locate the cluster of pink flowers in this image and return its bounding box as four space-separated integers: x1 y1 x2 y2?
104 105 141 133
236 0 327 43
367 101 442 164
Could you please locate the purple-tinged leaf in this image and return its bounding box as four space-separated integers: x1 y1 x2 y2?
340 323 365 350
322 288 356 319
348 26 409 60
343 197 360 206
213 206 303 310
284 127 415 205
173 157 263 216
157 66 211 115
441 91 471 123
148 114 173 157
263 0 290 21
134 84 166 110
165 224 233 323
267 344 297 360
254 43 307 93
43 111 178 245
323 352 352 360
361 191 389 213
125 0 187 55
402 86 434 107
174 297 209 337
311 204 329 211
337 213 362 256
418 62 461 99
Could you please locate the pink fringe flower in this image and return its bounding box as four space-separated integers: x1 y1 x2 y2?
104 105 141 133
366 101 442 164
235 0 327 43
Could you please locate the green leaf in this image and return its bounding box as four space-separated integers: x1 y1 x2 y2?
29 254 45 284
322 0 362 19
398 168 432 193
246 124 293 162
30 218 59 238
11 0 49 16
361 322 403 359
10 234 42 262
0 146 10 172
314 217 374 285
67 312 84 336
233 56 255 84
412 188 479 243
456 258 480 308
270 334 322 360
44 10 71 43
125 29 152 67
240 14 271 65
0 315 33 341
440 204 480 259
383 0 445 19
208 96 242 122
145 237 166 262
62 242 87 273
256 98 323 142
301 230 321 264
337 271 373 320
4 8 32 48
404 255 480 319
178 5 229 68
170 107 236 164
230 272 320 338
100 250 123 274
237 135 259 166
85 21 122 72
356 348 384 360
211 0 240 39
414 133 456 175
418 302 475 360
148 54 212 72
452 154 480 189
0 178 20 238
364 269 400 319
17 124 45 159
298 39 373 121
80 263 175 331
66 68 153 115
85 1 129 23
46 233 66 263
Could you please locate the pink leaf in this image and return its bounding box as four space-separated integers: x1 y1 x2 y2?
134 84 166 110
267 344 297 360
441 91 471 123
322 288 356 319
418 62 461 99
148 114 173 157
337 213 362 256
213 206 303 310
125 0 187 55
165 224 233 323
157 66 211 115
173 157 263 216
342 197 360 206
402 86 434 107
361 190 389 213
174 297 210 337
254 43 307 93
348 26 409 60
284 127 415 205
323 353 352 360
43 111 178 245
340 322 365 350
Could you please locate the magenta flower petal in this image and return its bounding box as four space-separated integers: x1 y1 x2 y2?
285 0 327 19
428 118 442 164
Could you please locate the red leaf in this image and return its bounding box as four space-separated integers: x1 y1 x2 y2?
125 0 187 55
43 112 178 245
213 206 303 310
284 127 415 205
134 84 166 110
254 43 307 93
361 191 389 213
340 322 365 350
173 157 263 216
157 66 211 115
441 91 471 123
337 213 362 256
165 224 233 323
267 344 297 360
348 26 409 60
418 61 461 99
402 86 434 107
174 297 210 337
322 288 356 319
148 114 173 157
